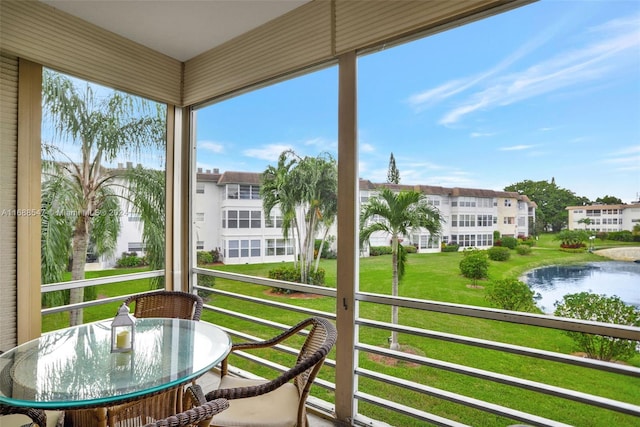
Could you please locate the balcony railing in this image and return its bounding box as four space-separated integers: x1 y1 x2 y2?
42 269 640 426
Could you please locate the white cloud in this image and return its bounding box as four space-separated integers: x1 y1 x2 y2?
470 132 496 138
414 13 640 126
407 23 556 111
499 144 536 151
243 144 293 161
360 142 376 153
304 137 337 152
198 140 225 153
611 145 640 156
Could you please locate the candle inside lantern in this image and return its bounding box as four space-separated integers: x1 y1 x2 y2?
116 330 130 348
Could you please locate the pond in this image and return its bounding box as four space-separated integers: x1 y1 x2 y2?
522 261 640 314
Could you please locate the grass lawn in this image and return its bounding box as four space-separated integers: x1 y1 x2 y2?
42 234 640 426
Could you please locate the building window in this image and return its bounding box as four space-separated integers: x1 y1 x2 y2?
196 182 205 194
414 234 439 249
251 185 261 200
223 210 262 228
265 239 294 256
196 212 204 222
477 215 493 227
251 239 260 257
454 234 476 247
266 212 283 228
251 211 261 228
239 210 250 228
196 241 204 250
228 240 239 257
227 210 237 228
504 199 511 207
128 242 145 252
226 184 239 199
233 184 261 200
128 214 141 222
478 198 492 208
504 217 515 225
478 234 493 247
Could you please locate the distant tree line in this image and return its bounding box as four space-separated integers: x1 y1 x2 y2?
504 178 626 234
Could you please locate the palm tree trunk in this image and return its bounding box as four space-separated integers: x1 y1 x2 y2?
314 227 330 273
69 216 90 326
390 234 400 350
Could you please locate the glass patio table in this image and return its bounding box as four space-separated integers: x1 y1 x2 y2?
0 318 230 425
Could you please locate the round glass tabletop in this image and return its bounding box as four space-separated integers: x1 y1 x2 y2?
0 318 230 409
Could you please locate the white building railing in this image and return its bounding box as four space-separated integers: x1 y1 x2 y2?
41 268 640 426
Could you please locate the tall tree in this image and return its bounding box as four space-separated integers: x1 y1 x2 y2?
595 195 623 205
261 150 337 284
360 187 442 350
41 70 166 325
504 179 589 233
387 152 400 184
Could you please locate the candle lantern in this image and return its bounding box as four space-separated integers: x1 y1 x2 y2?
111 303 136 353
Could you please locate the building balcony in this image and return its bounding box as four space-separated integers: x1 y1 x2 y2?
37 269 640 426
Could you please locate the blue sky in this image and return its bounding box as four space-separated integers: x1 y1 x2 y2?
196 1 640 203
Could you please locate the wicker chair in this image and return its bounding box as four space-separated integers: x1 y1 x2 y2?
193 317 337 427
124 290 203 321
0 404 51 427
141 397 228 427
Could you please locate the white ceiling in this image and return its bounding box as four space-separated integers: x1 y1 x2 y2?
40 0 310 62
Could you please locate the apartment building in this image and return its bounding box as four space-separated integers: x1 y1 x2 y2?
566 203 640 232
359 180 536 254
112 169 536 266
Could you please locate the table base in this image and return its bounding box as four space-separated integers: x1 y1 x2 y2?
63 387 180 427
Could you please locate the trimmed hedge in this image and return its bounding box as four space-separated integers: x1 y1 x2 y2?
487 246 511 261
370 246 393 256
268 266 326 294
516 245 532 256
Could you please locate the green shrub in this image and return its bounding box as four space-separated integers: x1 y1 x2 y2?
370 246 393 256
115 252 146 268
607 231 636 242
195 273 216 299
197 251 214 265
515 245 532 256
554 229 589 248
500 236 518 249
518 236 536 247
459 249 489 286
554 292 640 362
404 245 417 254
486 279 535 312
487 246 510 261
268 266 326 293
493 230 501 241
441 244 460 253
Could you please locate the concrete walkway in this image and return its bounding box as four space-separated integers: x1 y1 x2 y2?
593 247 640 262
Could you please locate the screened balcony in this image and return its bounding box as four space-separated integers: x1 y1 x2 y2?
38 271 640 426
2 1 639 426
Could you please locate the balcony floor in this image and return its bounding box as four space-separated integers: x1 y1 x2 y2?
198 371 338 426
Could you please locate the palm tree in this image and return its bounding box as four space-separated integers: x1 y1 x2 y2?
261 150 337 284
41 70 166 325
360 187 442 350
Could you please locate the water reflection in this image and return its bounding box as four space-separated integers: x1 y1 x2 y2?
523 262 640 314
